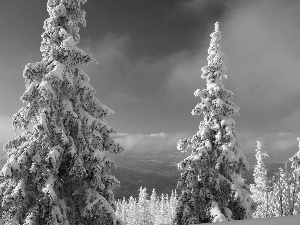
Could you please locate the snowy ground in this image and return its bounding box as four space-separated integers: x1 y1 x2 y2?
1 215 300 225
201 215 300 225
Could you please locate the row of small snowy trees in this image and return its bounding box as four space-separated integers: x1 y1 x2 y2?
115 187 178 225
250 139 300 218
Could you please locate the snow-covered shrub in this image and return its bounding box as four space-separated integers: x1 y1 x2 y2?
173 22 253 224
0 0 124 224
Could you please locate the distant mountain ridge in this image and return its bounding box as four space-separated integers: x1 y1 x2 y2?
110 152 291 200
0 153 293 200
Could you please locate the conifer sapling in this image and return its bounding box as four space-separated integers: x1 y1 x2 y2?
251 141 269 192
250 141 270 218
0 0 124 224
174 22 253 224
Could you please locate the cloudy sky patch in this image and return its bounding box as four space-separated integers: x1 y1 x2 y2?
0 0 299 161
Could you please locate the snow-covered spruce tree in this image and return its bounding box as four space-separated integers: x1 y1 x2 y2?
0 0 124 224
251 141 269 191
250 141 270 218
290 137 300 177
173 22 253 224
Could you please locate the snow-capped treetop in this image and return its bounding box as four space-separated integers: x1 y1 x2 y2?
204 21 227 81
255 141 269 163
215 21 220 32
40 0 97 66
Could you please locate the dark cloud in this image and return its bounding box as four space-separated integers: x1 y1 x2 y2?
277 107 300 133
78 0 300 136
176 0 237 17
222 0 300 110
0 0 299 161
81 34 173 100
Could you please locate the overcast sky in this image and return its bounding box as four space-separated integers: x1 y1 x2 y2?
0 0 300 162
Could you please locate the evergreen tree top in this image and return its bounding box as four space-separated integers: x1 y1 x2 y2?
215 21 220 32
203 21 227 81
255 141 269 158
40 0 97 66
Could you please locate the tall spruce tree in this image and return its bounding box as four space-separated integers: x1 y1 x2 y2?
173 22 253 224
0 0 124 224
